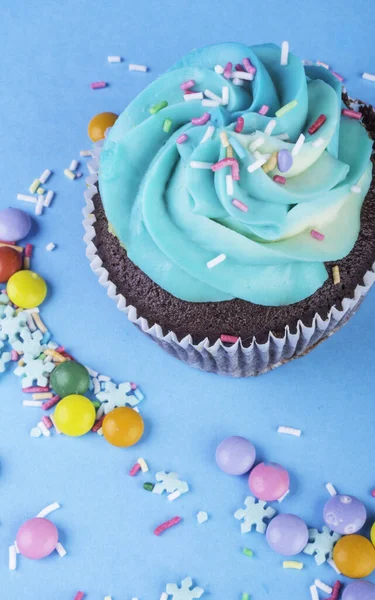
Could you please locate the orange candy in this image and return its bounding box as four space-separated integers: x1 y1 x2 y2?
88 112 118 142
102 407 144 448
333 534 375 578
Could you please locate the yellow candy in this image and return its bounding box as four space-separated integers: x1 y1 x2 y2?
7 270 47 309
333 534 375 578
88 112 118 142
54 394 96 437
262 152 278 174
371 522 375 546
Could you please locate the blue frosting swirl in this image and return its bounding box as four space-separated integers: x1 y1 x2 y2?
99 43 373 306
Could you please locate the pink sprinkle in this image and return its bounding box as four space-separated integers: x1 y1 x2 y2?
180 79 195 91
258 105 269 115
212 157 240 180
42 395 61 410
25 243 33 258
310 229 325 241
92 415 105 433
90 81 107 90
371 489 375 498
243 57 257 74
331 71 344 82
191 112 210 126
129 462 142 476
235 63 245 72
11 350 18 361
184 90 194 95
308 114 327 134
223 62 233 79
23 386 50 393
232 198 248 213
328 581 342 600
235 117 244 133
220 334 239 344
74 593 85 600
154 516 181 536
42 416 53 429
273 175 286 185
55 346 65 353
130 382 137 390
176 134 188 144
342 108 361 120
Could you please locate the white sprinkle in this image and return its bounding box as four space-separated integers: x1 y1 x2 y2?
17 193 37 204
43 190 54 207
200 125 215 144
98 374 111 382
233 78 244 86
30 426 41 438
107 55 122 63
45 242 56 252
351 185 361 193
204 88 223 103
312 137 325 148
278 426 302 437
226 174 233 195
221 86 229 105
37 502 60 518
23 400 44 407
202 99 220 107
327 558 341 574
310 585 319 600
39 169 52 184
80 150 91 157
184 92 204 102
278 489 290 503
231 71 254 81
35 195 44 216
264 119 277 136
55 542 67 557
129 63 147 72
69 159 78 171
49 414 61 434
207 253 226 269
254 150 270 161
38 420 50 437
160 593 168 600
247 156 268 173
362 72 375 82
315 580 332 595
197 511 208 524
14 542 20 554
275 133 290 141
281 41 289 66
325 482 337 496
93 377 100 395
190 161 213 169
137 458 149 473
249 137 265 152
9 545 17 571
316 60 330 69
291 133 305 157
214 64 224 74
168 490 181 501
85 365 98 377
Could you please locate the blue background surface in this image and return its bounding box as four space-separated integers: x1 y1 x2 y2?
1 1 375 599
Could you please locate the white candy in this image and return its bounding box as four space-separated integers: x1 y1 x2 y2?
207 253 226 269
45 242 56 252
197 511 208 524
9 545 17 571
280 41 289 66
325 482 337 496
37 502 60 518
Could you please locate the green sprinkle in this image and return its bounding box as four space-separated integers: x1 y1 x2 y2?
275 99 298 118
243 548 253 557
29 178 40 193
242 594 249 600
163 118 172 133
150 100 168 114
39 353 46 360
143 482 154 492
92 401 101 409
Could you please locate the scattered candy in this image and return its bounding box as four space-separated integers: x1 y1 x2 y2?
283 561 304 570
206 253 226 269
277 426 301 437
332 265 340 285
177 134 188 144
96 380 141 413
153 472 189 496
243 547 253 557
277 149 293 172
310 585 319 600
264 119 276 135
137 457 149 472
216 436 256 475
128 64 148 72
74 593 85 600
64 168 76 180
362 72 375 82
39 169 51 184
190 161 213 169
275 100 298 118
16 194 37 204
44 190 54 207
315 579 332 595
9 545 17 570
14 356 55 388
45 242 56 251
165 577 204 600
304 526 341 565
54 394 96 436
107 56 121 63
150 101 168 114
0 246 22 283
50 361 90 397
248 156 268 172
235 117 245 133
308 114 327 135
326 482 338 496
184 92 204 101
154 516 181 536
90 81 107 89
220 334 239 344
291 133 305 156
232 198 248 212
311 230 325 241
323 494 367 535
262 152 278 173
249 462 290 501
280 41 289 66
197 511 208 524
329 581 342 600
342 581 375 600
102 406 144 447
266 514 308 556
6 270 47 310
16 517 58 559
342 109 361 120
258 105 269 115
0 208 32 242
234 496 277 534
29 179 40 194
129 462 142 476
333 534 375 578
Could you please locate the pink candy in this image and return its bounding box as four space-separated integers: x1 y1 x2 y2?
342 108 362 120
235 117 244 133
180 79 195 91
232 198 248 213
243 57 257 74
191 113 210 126
212 158 240 181
16 518 58 560
249 462 290 501
90 81 107 90
176 134 188 144
258 105 269 116
223 62 233 79
310 229 325 241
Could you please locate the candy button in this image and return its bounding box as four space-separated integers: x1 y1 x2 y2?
16 517 58 559
216 436 256 475
0 208 31 242
342 581 375 600
277 149 293 173
371 522 375 546
88 112 118 142
50 361 90 397
333 534 375 578
249 462 289 501
54 394 96 436
0 246 22 283
102 407 144 447
7 270 47 308
266 514 308 556
323 494 367 534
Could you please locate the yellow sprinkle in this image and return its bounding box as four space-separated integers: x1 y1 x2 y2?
137 458 149 473
226 144 234 158
29 179 40 193
283 561 304 570
220 131 229 147
64 168 76 180
31 313 48 334
37 187 45 195
332 265 340 285
18 359 25 367
23 256 30 270
262 152 278 173
275 99 298 118
44 349 68 362
32 392 54 400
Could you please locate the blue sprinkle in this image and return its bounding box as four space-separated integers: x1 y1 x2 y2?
41 331 52 344
229 136 246 159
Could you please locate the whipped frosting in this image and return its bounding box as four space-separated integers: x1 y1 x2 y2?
99 43 373 306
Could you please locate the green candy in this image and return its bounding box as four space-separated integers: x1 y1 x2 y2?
50 361 90 397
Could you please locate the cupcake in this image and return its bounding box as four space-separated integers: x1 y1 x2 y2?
83 42 375 377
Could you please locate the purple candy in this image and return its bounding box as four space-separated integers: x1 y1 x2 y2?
215 436 256 475
266 513 309 556
0 208 32 242
343 581 375 600
323 494 367 535
277 149 293 173
16 517 59 559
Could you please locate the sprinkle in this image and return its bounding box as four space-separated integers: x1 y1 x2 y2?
228 137 246 159
33 392 53 400
310 229 325 241
35 195 44 216
150 101 168 115
262 152 278 173
278 426 302 437
36 502 60 518
226 174 233 195
44 242 56 253
17 193 37 203
180 79 195 91
310 585 319 600
129 63 148 72
242 595 249 600
44 190 54 207
69 159 78 171
221 86 229 105
64 168 76 180
23 386 49 393
258 105 269 115
283 561 304 570
291 133 305 156
342 108 361 120
214 64 224 74
264 119 277 135
107 56 121 63
280 41 289 66
92 415 105 432
249 137 265 152
129 462 142 476
168 490 181 501
362 72 375 82
327 559 340 574
312 137 325 148
37 187 45 195
235 117 244 133
190 161 213 170
332 265 340 285
80 150 91 157
143 482 154 492
30 313 47 334
163 118 173 133
273 175 286 185
74 593 85 600
91 81 107 89
38 420 51 437
207 253 226 269
331 71 344 82
350 184 362 194
220 131 229 147
235 63 245 72
223 62 233 79
55 542 66 557
197 511 208 524
231 71 254 81
204 88 223 103
220 334 239 344
25 243 33 258
243 57 256 74
42 416 53 429
243 547 253 557
226 145 233 158
154 516 181 536
278 490 290 503
23 400 43 407
42 395 61 410
316 60 330 69
275 100 298 118
200 125 215 144
160 594 169 600
29 179 40 193
326 482 337 496
248 156 268 173
191 112 210 126
233 78 244 86
232 198 248 213
212 157 240 180
11 350 18 361
315 580 332 595
184 92 204 101
329 581 342 600
276 133 290 141
9 545 17 571
177 134 188 144
98 374 111 382
30 426 41 438
308 114 327 135
202 99 220 107
137 458 149 473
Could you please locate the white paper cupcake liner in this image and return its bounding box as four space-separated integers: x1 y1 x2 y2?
82 140 375 377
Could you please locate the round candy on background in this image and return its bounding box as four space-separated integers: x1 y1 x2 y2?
88 112 118 142
277 149 293 173
102 407 144 448
0 246 22 283
50 361 90 397
333 534 375 578
371 522 375 546
54 394 96 436
249 462 289 501
7 270 47 308
0 207 31 242
266 514 309 556
323 494 367 534
215 436 256 475
16 517 58 560
342 581 375 600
